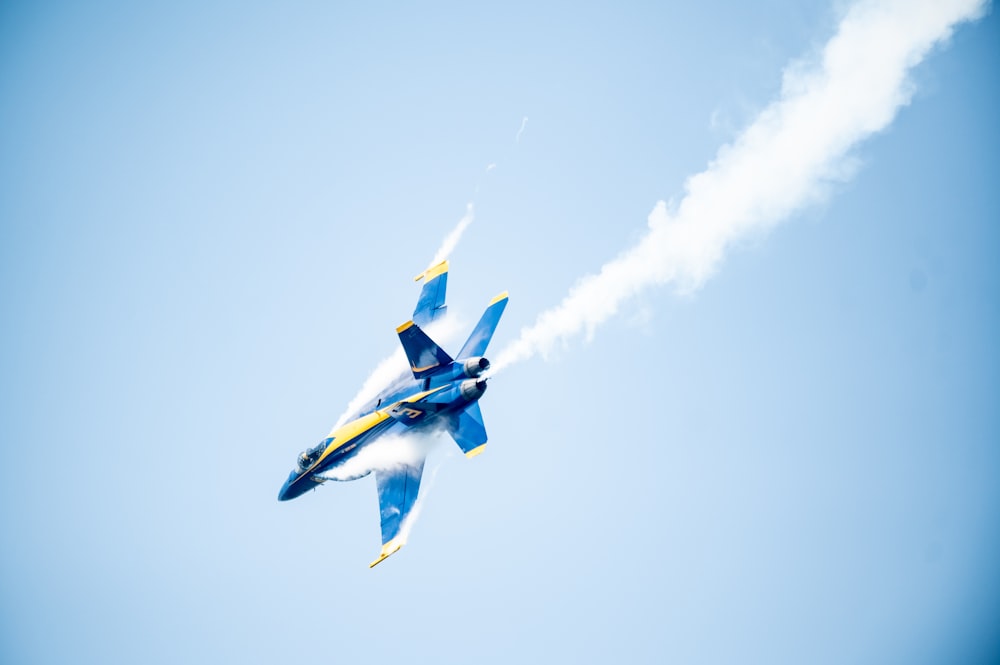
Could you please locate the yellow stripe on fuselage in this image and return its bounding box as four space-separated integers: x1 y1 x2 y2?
317 386 449 465
318 411 391 465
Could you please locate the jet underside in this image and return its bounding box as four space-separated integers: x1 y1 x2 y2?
278 261 507 567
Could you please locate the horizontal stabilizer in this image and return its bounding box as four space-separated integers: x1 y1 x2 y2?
397 320 454 378
446 402 488 458
457 292 509 360
412 260 449 327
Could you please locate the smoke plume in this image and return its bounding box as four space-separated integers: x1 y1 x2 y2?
333 205 476 429
492 0 986 374
426 203 474 271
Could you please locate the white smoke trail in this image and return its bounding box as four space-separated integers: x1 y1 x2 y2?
332 315 464 429
394 434 451 545
332 348 407 430
318 432 439 480
426 203 475 271
516 116 528 143
318 431 451 548
492 0 986 374
333 204 477 429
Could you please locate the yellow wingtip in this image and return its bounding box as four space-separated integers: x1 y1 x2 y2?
414 260 449 282
369 538 404 568
396 320 415 334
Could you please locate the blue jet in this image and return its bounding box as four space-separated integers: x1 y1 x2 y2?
278 261 508 567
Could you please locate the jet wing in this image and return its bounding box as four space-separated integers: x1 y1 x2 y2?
412 260 448 326
370 458 426 568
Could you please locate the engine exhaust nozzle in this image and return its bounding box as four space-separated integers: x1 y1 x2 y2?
462 357 491 378
460 378 488 401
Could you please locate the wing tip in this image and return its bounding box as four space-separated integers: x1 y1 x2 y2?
414 260 449 283
369 538 405 568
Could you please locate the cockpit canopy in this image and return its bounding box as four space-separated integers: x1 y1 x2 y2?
296 439 331 472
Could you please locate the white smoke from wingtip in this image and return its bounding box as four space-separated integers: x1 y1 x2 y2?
427 203 474 270
394 435 450 544
317 431 450 546
333 205 478 428
492 0 986 374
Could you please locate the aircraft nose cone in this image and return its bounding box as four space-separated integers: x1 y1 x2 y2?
278 470 308 501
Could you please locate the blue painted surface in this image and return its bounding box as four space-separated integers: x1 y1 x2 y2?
458 295 509 359
413 270 449 326
277 267 506 554
398 322 455 377
2 3 996 662
376 459 425 545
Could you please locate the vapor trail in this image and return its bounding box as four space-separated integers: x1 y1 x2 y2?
426 203 474 271
332 314 463 430
492 0 986 374
333 205 474 429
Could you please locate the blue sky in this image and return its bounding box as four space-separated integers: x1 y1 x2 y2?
1 1 998 663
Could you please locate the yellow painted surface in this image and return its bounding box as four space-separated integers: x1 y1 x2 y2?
465 444 487 458
396 320 414 333
424 260 449 281
413 259 449 282
369 538 404 568
489 291 509 306
321 411 391 460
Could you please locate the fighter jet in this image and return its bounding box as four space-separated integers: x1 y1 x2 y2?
278 261 507 567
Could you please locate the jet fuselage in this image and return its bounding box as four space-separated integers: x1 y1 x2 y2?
277 366 487 502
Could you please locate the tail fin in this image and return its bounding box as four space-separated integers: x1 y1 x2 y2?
397 320 453 379
456 292 509 360
412 260 448 326
446 292 508 459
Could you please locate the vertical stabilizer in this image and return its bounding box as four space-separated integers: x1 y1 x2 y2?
457 291 509 359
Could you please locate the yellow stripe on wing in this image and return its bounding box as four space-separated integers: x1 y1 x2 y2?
369 537 405 568
413 259 449 283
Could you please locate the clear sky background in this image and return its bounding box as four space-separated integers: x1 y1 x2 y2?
1 1 998 663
